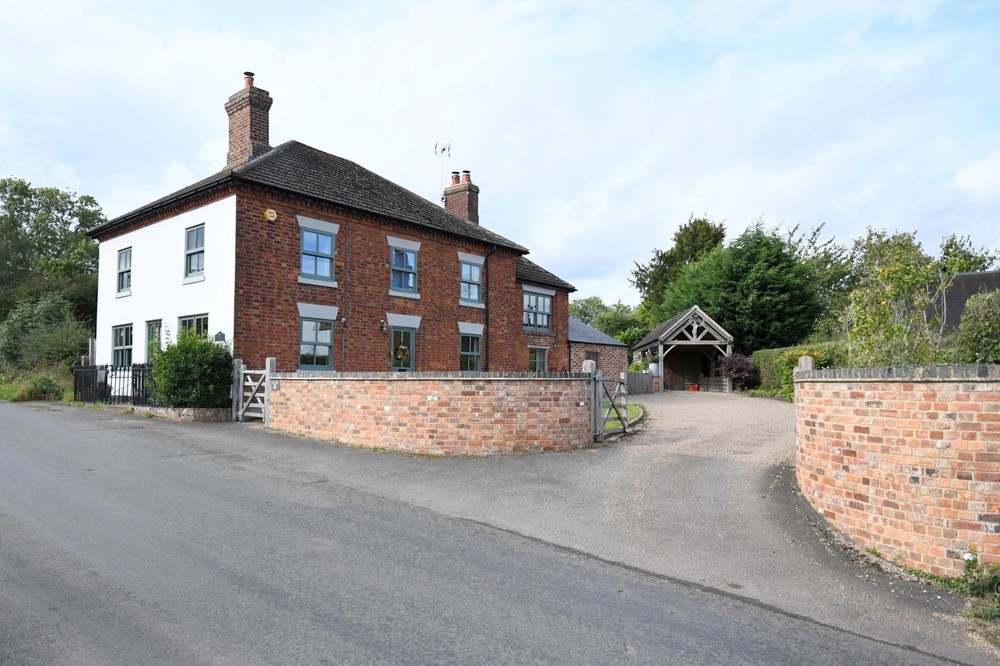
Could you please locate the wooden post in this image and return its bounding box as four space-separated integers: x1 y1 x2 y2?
264 357 276 426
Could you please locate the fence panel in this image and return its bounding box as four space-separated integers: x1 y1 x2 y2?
626 372 654 395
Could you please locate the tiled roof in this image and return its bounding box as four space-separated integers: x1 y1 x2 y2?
90 140 528 253
943 270 1000 329
568 317 626 346
515 256 576 292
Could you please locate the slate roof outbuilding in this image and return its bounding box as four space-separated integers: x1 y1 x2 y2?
943 270 1000 329
568 317 626 346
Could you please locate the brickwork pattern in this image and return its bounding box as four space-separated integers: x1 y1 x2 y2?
268 373 594 456
232 187 565 373
569 342 628 377
795 366 1000 576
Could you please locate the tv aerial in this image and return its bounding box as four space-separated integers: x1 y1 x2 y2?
435 141 451 202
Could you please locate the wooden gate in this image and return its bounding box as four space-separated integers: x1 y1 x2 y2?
593 374 629 442
235 357 274 422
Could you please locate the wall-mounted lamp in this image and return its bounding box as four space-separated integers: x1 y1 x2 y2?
379 319 388 333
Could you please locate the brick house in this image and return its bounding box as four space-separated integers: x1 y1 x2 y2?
568 317 628 377
89 73 575 373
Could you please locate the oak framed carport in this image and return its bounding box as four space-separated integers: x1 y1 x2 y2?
631 305 734 392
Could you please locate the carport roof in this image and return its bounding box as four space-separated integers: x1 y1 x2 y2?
632 305 733 354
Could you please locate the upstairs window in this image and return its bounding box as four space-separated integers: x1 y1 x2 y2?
523 291 553 331
387 236 421 298
185 224 205 278
391 248 417 293
117 248 132 294
297 216 339 286
301 230 334 281
460 262 482 303
112 324 133 368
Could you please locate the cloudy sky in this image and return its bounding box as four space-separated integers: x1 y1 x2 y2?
3 0 998 305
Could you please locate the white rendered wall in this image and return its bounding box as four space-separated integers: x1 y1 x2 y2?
95 196 236 364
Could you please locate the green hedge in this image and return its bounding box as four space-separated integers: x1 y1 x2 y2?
751 341 848 401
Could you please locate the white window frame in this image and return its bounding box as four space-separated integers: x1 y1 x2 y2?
117 247 132 296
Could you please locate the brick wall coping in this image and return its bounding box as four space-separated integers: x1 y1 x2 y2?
795 364 999 383
272 371 593 381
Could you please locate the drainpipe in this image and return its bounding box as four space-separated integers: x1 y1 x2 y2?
483 245 498 370
341 223 349 370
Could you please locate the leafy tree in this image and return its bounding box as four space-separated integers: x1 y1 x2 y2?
846 229 997 367
593 302 650 349
656 225 820 353
0 177 104 322
150 329 233 408
569 296 610 325
955 290 1000 363
631 215 726 316
786 224 856 340
0 293 91 370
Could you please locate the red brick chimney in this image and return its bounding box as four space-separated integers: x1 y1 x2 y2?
444 170 480 224
225 71 273 167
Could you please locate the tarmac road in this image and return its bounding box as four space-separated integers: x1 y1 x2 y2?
0 395 994 664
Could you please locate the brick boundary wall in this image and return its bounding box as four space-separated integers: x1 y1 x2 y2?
795 364 1000 577
267 371 594 456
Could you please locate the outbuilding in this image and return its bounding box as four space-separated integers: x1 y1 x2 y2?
631 305 733 392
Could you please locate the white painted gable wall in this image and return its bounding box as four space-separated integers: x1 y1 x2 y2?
95 196 237 364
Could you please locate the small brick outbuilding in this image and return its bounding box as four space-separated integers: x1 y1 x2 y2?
568 317 628 376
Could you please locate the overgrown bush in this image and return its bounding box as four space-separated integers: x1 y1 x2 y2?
752 341 848 401
12 374 64 401
149 330 233 408
954 290 1000 364
0 294 91 370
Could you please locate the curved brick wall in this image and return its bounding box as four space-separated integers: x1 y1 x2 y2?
268 371 593 456
795 365 1000 577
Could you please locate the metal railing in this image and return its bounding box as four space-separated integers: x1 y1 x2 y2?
73 364 162 406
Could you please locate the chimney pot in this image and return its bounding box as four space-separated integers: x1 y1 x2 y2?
443 169 480 224
226 72 273 167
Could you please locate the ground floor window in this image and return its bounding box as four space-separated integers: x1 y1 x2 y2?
460 334 481 371
392 327 415 371
146 320 161 356
179 314 209 337
299 318 334 370
528 347 548 372
112 324 133 368
585 351 599 364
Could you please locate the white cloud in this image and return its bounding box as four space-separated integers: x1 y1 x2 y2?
954 152 1000 203
2 0 999 307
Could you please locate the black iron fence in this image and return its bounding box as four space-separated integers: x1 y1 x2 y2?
73 364 162 406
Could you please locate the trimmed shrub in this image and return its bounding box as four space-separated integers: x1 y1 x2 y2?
150 330 233 408
720 353 756 389
955 290 1000 364
752 341 847 401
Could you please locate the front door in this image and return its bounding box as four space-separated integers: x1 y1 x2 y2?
391 328 414 371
